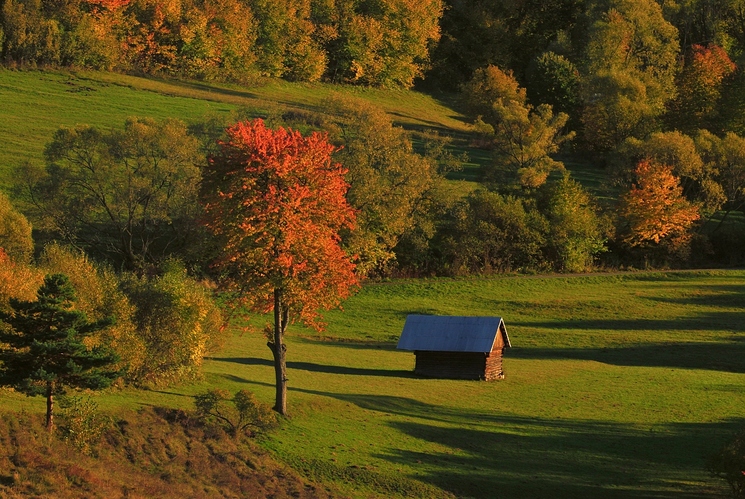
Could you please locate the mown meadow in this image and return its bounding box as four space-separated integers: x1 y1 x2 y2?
3 269 741 498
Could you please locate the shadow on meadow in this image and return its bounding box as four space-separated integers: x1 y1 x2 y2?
211 357 414 378
267 388 738 499
510 340 745 373
217 374 739 497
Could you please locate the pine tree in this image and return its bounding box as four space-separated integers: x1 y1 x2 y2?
0 274 121 431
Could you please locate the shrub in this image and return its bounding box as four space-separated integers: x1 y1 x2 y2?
0 191 33 263
709 429 745 498
194 388 277 437
121 261 224 386
58 395 113 456
0 248 42 310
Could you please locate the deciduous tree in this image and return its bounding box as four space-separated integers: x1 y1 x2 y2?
461 65 574 189
612 131 726 213
539 174 607 272
201 119 358 415
0 191 33 263
326 96 438 274
439 190 548 274
617 159 700 250
19 118 202 270
695 129 745 226
581 0 679 151
668 44 735 133
0 274 121 431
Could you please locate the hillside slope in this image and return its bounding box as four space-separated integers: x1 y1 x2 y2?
0 408 340 499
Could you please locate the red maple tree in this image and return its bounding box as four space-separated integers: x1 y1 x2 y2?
201 119 359 415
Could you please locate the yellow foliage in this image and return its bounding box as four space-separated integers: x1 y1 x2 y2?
38 243 145 378
0 249 43 309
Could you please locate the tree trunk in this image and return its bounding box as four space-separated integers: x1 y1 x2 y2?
46 380 54 432
268 288 288 415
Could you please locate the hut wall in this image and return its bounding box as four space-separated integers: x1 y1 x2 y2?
415 351 493 380
484 348 505 380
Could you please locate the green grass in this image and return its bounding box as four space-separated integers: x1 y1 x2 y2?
5 270 741 498
0 68 472 189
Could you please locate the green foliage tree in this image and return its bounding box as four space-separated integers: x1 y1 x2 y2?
695 129 745 224
538 174 607 272
527 51 581 118
19 118 202 270
428 0 584 90
461 65 574 189
717 69 745 137
194 388 276 437
439 190 548 274
178 0 258 81
249 0 325 81
318 0 444 88
1 0 62 65
581 0 679 151
326 96 439 274
0 274 121 431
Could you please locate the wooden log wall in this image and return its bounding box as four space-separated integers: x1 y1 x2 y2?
414 351 504 380
484 348 505 380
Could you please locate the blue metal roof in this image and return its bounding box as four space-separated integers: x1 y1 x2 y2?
396 315 510 353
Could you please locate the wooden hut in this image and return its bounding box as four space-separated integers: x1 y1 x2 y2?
396 315 511 380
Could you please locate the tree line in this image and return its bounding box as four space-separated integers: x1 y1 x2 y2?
0 0 442 87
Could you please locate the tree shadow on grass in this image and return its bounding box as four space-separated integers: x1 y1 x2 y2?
209 357 415 378
514 310 745 332
510 340 745 373
267 389 739 498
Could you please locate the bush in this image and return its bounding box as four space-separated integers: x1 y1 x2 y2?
121 261 224 386
0 248 42 310
709 429 745 498
194 388 277 437
0 191 33 263
58 395 113 456
438 190 548 274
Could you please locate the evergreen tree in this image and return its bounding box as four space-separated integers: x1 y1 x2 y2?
0 274 121 431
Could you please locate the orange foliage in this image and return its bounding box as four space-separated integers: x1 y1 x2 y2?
619 159 700 247
672 44 736 128
201 119 358 329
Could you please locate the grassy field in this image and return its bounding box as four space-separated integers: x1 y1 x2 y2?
0 69 473 188
0 68 606 196
4 270 742 498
